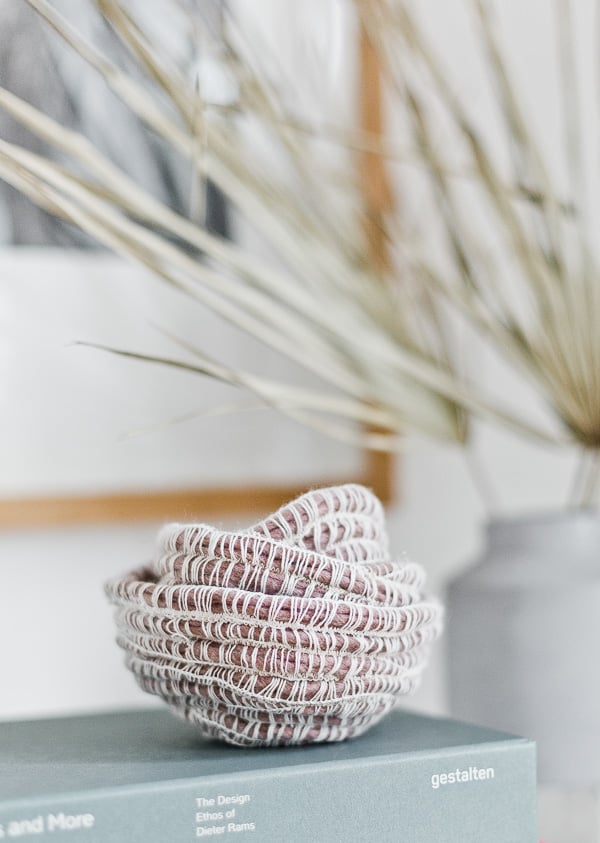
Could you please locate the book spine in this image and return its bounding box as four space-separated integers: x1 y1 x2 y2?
0 741 536 843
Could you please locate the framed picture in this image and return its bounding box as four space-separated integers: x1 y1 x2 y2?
0 1 395 526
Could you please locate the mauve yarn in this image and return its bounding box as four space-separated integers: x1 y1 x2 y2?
105 484 443 747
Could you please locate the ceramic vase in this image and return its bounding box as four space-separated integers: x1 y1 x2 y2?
446 512 600 785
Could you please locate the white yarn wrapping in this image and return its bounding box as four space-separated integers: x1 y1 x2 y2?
106 484 443 747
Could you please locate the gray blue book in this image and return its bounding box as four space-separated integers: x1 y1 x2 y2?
0 707 536 842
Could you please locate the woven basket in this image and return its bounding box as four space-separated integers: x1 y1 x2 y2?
106 484 443 747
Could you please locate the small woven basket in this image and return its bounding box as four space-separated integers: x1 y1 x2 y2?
105 484 443 747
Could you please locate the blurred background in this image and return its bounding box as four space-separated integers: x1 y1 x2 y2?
0 0 582 716
1 1 598 839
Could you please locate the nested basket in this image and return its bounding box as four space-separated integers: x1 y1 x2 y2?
105 484 443 747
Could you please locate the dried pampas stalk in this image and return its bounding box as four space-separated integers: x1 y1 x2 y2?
0 0 599 505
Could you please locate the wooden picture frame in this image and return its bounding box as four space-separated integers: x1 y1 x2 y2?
0 454 394 528
0 10 396 529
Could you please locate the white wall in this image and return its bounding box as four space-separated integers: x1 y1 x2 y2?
0 243 577 724
0 0 592 723
0 248 363 496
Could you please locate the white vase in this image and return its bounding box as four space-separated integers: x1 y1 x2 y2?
446 512 600 786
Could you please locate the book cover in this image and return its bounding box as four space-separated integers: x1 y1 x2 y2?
0 707 536 842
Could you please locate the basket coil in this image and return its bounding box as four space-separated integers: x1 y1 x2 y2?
105 484 443 747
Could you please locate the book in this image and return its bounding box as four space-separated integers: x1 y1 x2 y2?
0 707 536 842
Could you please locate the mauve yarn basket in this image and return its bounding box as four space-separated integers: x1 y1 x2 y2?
105 484 443 747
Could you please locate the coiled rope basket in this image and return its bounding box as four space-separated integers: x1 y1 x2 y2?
105 484 443 747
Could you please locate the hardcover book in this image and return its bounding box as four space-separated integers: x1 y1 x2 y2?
0 707 536 842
